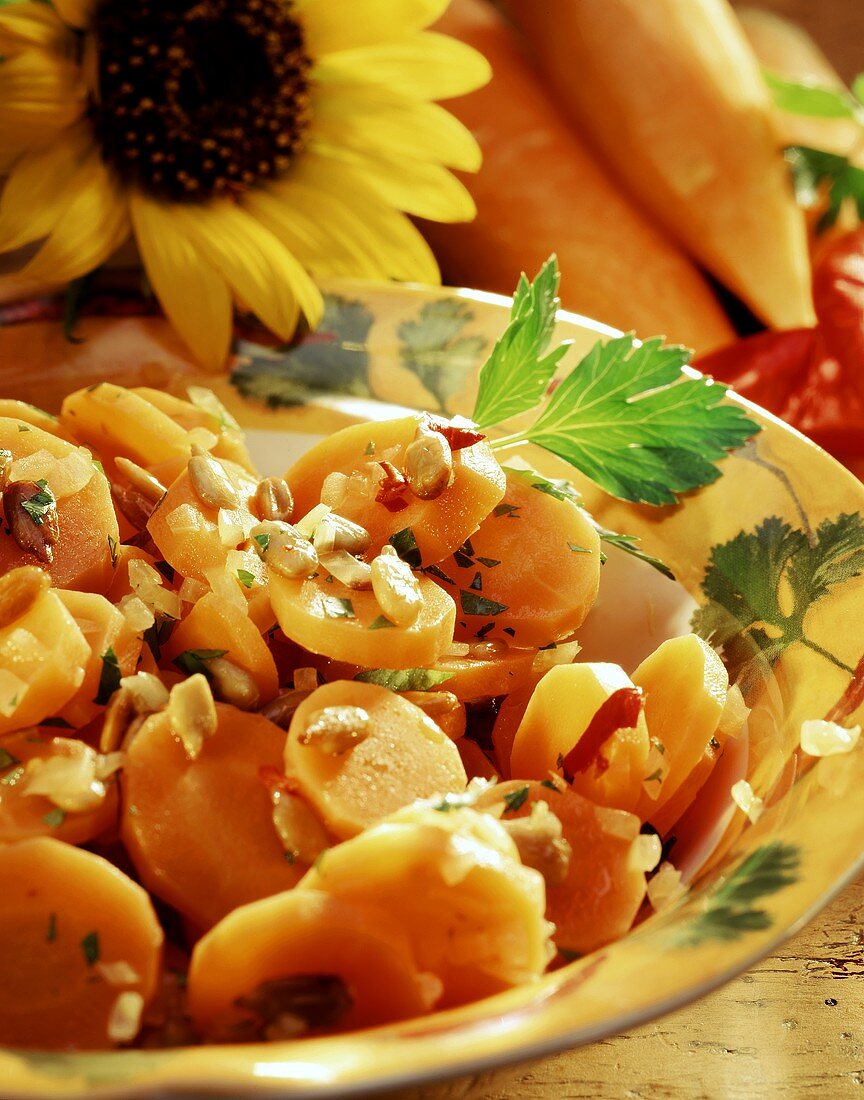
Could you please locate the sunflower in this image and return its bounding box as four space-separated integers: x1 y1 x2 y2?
0 0 488 368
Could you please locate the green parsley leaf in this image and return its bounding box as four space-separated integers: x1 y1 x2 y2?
475 557 500 568
502 785 530 813
21 481 56 526
472 256 570 428
368 614 396 630
567 543 592 554
594 524 675 581
497 334 759 506
388 527 422 568
785 145 864 232
764 69 862 120
81 930 100 967
460 590 508 616
47 913 57 943
17 423 30 432
354 668 454 692
364 441 375 456
236 568 255 589
43 807 66 829
493 503 520 518
692 513 864 681
469 571 483 591
94 646 122 705
173 648 228 677
253 532 270 553
0 747 19 769
425 564 456 585
107 534 118 569
322 595 355 620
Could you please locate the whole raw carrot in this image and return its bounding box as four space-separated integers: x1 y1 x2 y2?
420 0 734 353
503 0 815 329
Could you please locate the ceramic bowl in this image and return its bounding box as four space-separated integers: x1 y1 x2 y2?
1 280 863 1099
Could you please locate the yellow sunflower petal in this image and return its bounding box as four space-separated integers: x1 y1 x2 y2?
130 192 232 373
291 152 440 284
0 51 86 145
312 85 481 172
0 150 129 292
314 31 491 101
309 139 475 223
0 2 70 54
0 122 93 253
296 0 448 56
168 201 323 339
51 0 95 30
242 183 388 281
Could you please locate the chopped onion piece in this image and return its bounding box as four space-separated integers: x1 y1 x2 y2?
95 752 126 781
718 683 749 737
320 471 349 509
217 508 244 548
186 385 240 431
128 560 181 621
594 805 640 842
97 960 141 986
731 779 764 823
627 832 662 873
293 667 318 693
641 738 670 801
9 449 56 485
647 862 687 912
120 671 170 714
0 627 48 673
165 503 203 534
532 639 581 676
107 991 144 1044
226 548 266 588
118 595 155 634
23 747 106 812
0 669 28 716
800 718 861 757
318 550 372 589
295 503 331 539
187 426 219 452
204 565 246 610
178 576 209 604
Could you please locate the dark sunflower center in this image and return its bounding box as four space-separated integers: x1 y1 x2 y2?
91 0 311 202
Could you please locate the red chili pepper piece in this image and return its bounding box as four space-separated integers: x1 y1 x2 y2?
812 227 864 389
695 328 815 414
560 686 643 783
422 414 486 451
374 460 409 510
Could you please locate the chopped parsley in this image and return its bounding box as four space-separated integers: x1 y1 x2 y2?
567 543 593 554
388 527 422 568
17 423 30 432
425 564 455 585
236 568 256 589
493 503 520 518
460 590 509 616
81 931 100 967
364 441 375 456
368 615 396 630
253 531 270 553
0 747 19 769
47 913 57 942
503 785 530 813
354 668 453 692
322 595 356 620
107 534 118 568
469 571 483 591
173 648 227 677
21 480 56 526
43 807 66 829
93 646 122 705
476 556 500 568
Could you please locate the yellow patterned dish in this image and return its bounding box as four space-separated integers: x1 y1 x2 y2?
0 280 863 1098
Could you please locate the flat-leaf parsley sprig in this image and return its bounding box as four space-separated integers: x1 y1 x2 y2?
472 257 761 508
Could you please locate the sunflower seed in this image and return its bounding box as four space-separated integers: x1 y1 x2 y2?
207 657 260 711
370 545 423 626
0 565 49 630
4 480 59 563
111 481 155 531
188 450 239 510
119 671 170 715
271 789 329 866
259 688 313 729
115 457 166 504
250 520 318 579
311 512 371 556
256 476 294 523
167 674 217 760
300 705 370 755
404 427 453 500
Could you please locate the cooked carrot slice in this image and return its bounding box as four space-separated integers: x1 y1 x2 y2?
0 837 162 1049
